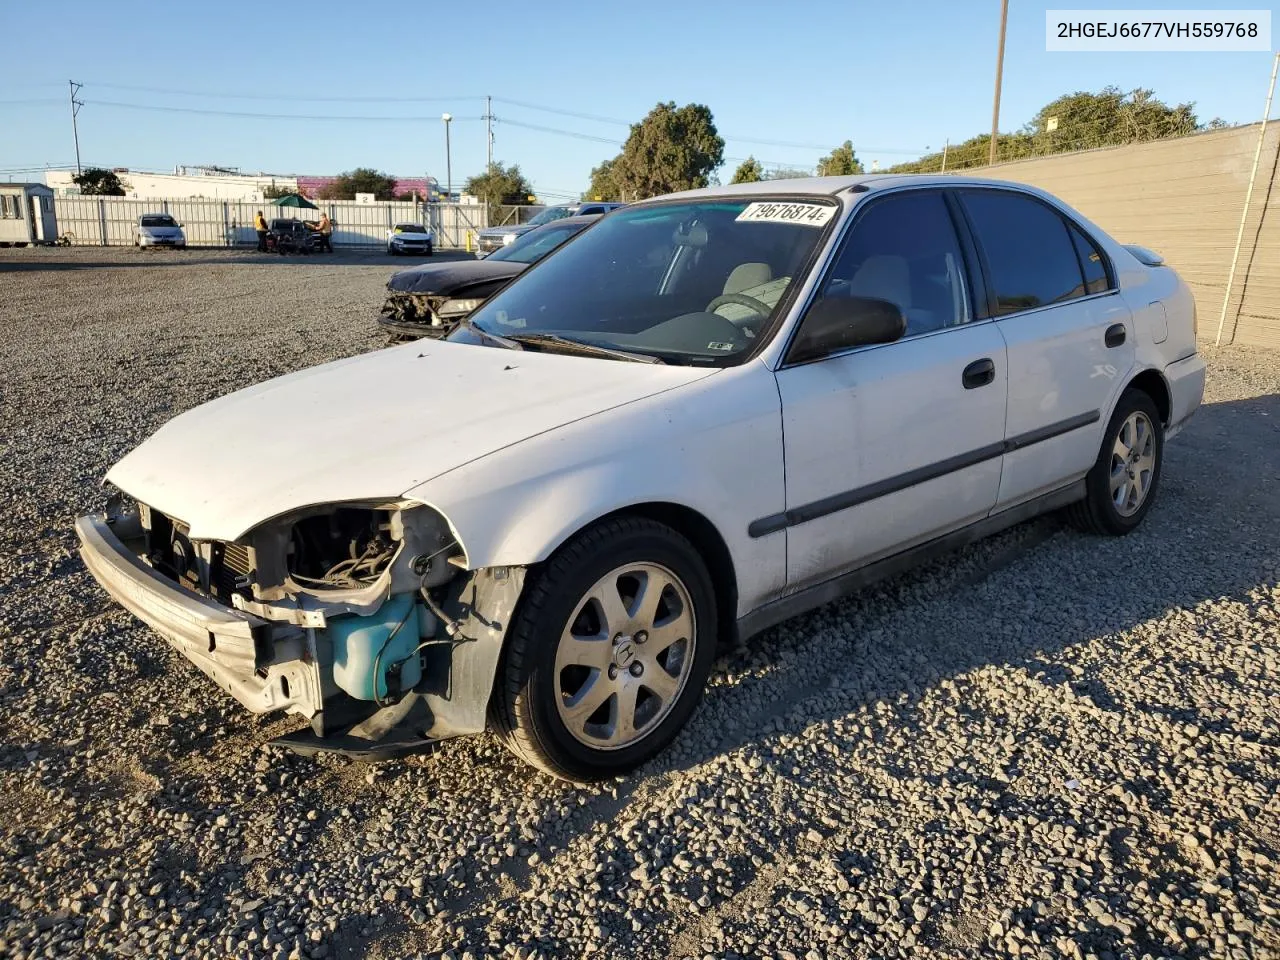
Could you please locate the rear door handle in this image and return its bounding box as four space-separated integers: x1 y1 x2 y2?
1105 323 1127 348
962 358 996 389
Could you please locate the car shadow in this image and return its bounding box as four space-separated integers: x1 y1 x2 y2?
426 390 1280 919
665 389 1279 776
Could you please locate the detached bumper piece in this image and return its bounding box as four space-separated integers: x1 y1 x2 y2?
75 515 323 717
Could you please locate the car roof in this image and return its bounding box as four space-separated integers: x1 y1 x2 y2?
139 212 173 217
636 174 1042 203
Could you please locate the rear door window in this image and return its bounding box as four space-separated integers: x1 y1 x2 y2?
960 190 1087 315
1069 224 1111 295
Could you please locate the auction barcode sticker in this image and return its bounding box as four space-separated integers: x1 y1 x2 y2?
736 202 835 227
1046 10 1271 51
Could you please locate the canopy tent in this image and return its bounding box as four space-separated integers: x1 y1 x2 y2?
271 194 319 209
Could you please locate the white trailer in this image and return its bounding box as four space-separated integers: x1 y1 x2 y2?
0 183 58 246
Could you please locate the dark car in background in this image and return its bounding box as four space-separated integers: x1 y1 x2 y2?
475 202 623 257
378 214 600 342
266 219 320 256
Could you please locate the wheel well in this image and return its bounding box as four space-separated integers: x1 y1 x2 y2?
1126 369 1172 425
600 502 739 648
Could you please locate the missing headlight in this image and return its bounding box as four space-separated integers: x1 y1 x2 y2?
288 508 396 589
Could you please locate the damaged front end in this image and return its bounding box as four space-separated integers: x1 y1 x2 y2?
378 292 472 342
75 492 525 760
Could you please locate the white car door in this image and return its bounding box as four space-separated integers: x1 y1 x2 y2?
956 189 1135 509
766 189 1008 589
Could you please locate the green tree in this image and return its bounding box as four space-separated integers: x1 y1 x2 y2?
262 182 294 199
886 86 1208 174
730 156 763 184
72 168 127 196
611 102 725 200
317 168 399 201
464 162 535 219
816 141 864 177
583 158 621 201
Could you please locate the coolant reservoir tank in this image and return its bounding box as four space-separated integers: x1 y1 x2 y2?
329 595 426 702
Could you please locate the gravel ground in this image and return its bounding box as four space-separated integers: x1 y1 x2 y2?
1 245 1277 960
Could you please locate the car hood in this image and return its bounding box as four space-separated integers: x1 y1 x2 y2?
106 342 714 540
386 259 525 295
390 232 432 241
141 227 183 236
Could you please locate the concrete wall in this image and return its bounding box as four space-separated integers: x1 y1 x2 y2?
983 122 1280 348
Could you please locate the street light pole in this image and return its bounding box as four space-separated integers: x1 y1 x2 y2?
988 0 1009 166
441 113 453 203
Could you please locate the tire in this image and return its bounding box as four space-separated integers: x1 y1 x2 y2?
491 517 717 782
1068 387 1164 536
425 242 433 257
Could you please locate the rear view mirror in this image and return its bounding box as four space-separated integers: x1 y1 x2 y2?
788 295 906 364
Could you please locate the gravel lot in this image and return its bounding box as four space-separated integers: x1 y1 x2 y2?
1 245 1277 960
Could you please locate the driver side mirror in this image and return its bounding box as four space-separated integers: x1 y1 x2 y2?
787 295 906 364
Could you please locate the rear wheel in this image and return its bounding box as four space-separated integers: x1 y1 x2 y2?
492 517 717 782
1069 388 1163 536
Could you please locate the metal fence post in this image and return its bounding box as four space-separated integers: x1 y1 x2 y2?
1216 51 1280 347
98 198 107 246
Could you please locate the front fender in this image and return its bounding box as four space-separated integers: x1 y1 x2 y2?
403 359 789 617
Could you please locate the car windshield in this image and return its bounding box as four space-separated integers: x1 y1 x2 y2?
394 223 426 233
453 197 838 364
141 215 176 228
526 206 572 226
485 221 590 264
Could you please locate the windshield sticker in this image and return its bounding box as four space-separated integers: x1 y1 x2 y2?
735 202 835 227
706 341 735 351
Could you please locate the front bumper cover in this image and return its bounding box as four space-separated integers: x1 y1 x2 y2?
75 515 322 718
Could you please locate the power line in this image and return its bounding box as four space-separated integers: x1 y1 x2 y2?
0 98 62 105
85 81 484 104
91 100 485 122
494 117 624 146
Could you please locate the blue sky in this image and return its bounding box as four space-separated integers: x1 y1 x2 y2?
2 0 1275 199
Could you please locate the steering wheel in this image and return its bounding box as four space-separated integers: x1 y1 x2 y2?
705 292 773 320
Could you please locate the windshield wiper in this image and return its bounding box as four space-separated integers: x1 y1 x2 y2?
505 333 663 364
456 316 522 350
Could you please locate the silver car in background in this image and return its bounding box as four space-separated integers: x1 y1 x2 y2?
134 213 187 249
475 201 624 257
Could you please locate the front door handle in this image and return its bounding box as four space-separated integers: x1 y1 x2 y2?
1105 323 1127 348
962 358 996 389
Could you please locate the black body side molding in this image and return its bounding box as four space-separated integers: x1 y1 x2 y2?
736 480 1085 643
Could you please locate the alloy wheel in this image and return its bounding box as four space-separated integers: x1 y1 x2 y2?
1110 410 1156 517
554 562 696 750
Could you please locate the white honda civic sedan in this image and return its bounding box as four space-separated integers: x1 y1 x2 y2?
77 175 1205 781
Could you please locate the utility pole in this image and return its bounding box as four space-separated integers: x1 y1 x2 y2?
941 138 950 173
441 114 453 203
988 0 1009 166
69 81 84 175
485 95 494 169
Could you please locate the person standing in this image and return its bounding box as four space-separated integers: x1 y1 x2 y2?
254 210 268 252
315 211 333 253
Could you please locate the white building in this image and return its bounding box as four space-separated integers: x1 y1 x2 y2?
45 166 299 201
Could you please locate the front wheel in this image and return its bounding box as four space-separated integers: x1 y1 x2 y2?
491 517 717 782
424 241 433 257
1069 388 1164 536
